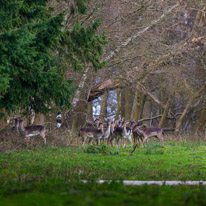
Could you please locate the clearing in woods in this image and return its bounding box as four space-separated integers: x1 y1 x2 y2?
0 141 206 205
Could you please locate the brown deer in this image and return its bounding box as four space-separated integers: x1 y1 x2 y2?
85 118 100 128
111 120 133 148
19 119 47 144
130 121 144 145
14 117 21 136
102 119 112 144
122 121 133 148
79 123 104 148
133 125 164 146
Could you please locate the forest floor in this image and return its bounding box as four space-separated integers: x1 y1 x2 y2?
1 141 206 205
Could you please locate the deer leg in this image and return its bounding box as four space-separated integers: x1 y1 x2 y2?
41 131 46 144
110 137 114 147
25 136 31 143
142 136 148 147
96 138 101 146
158 134 164 146
128 135 133 148
82 136 87 148
88 138 93 145
123 137 126 148
106 138 110 146
116 138 120 149
42 136 46 144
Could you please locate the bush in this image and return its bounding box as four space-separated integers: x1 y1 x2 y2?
84 144 119 155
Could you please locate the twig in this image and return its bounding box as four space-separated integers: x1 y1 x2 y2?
131 144 138 154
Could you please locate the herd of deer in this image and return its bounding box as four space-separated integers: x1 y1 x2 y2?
79 118 164 148
13 117 164 148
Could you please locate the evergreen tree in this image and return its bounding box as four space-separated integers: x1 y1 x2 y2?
0 0 107 114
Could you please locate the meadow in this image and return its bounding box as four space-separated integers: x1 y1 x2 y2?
1 141 206 205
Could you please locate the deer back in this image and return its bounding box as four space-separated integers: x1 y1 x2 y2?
79 127 104 139
144 127 163 136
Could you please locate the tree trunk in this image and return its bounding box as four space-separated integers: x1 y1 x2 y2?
0 109 8 129
74 99 88 129
193 104 206 134
175 85 206 134
115 89 121 121
142 98 152 126
125 89 133 120
159 98 171 128
121 89 126 119
134 98 141 123
87 101 93 121
100 92 108 121
130 90 138 120
139 95 147 120
33 113 45 125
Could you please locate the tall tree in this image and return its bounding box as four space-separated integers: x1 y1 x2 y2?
0 0 107 117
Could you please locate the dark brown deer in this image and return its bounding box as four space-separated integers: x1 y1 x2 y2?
19 119 46 144
79 123 104 148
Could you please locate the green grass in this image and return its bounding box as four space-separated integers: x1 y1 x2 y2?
1 141 206 205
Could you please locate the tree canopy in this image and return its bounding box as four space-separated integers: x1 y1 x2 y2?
0 0 107 114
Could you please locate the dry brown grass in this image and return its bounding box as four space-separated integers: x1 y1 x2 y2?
0 124 205 153
0 126 80 153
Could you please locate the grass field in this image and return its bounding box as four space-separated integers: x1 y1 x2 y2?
1 141 206 205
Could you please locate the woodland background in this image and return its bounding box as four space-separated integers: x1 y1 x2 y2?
0 0 206 137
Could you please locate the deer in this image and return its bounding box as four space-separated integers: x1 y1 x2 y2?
18 119 47 144
56 112 62 128
111 120 133 148
117 117 124 127
79 123 104 148
85 118 100 128
129 121 144 145
132 125 164 146
102 119 112 144
92 118 100 128
108 120 117 147
122 121 133 148
14 117 21 136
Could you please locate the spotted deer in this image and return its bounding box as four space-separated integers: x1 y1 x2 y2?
133 125 164 146
122 121 133 148
102 119 112 144
19 119 46 144
14 117 21 136
79 123 104 148
111 120 133 148
130 121 144 145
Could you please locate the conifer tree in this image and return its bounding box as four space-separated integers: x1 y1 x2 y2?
0 0 107 114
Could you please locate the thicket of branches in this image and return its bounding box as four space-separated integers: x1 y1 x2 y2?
0 0 206 135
